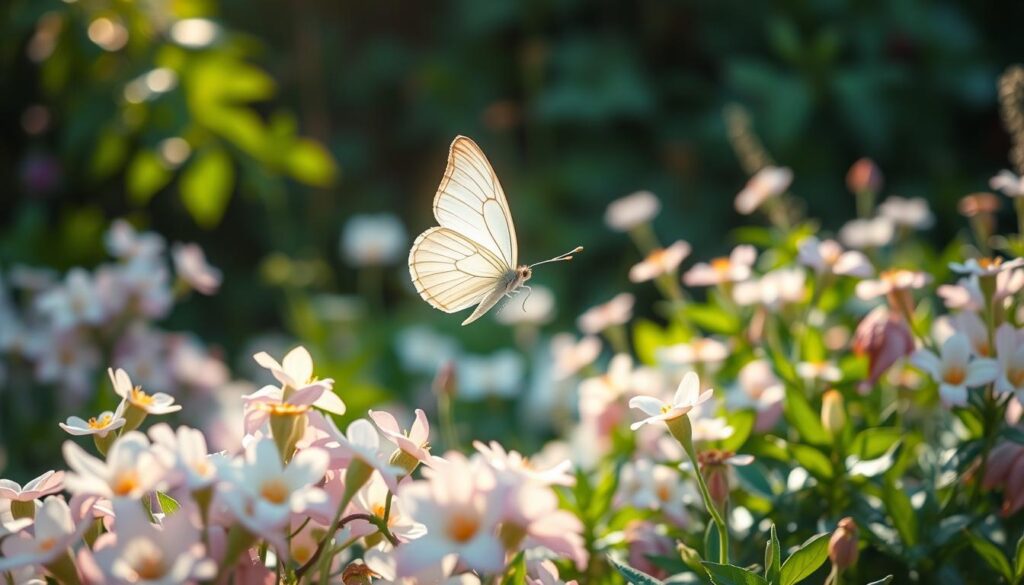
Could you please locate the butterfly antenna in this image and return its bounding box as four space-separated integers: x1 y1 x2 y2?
530 246 584 268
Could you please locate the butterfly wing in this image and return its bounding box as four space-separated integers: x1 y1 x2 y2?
433 136 518 269
409 226 512 324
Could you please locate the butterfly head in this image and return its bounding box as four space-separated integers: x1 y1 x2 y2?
517 265 533 282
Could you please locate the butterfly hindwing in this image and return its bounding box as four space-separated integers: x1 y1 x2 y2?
408 226 510 315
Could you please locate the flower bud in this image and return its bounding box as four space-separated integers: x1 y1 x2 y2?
342 562 375 585
821 390 846 437
852 306 915 392
846 158 883 194
705 465 729 510
432 361 458 399
263 403 310 464
828 517 859 572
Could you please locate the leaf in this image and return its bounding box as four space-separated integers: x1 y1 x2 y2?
701 562 770 585
783 386 830 447
287 139 337 187
1002 426 1024 446
180 146 235 228
779 533 829 585
789 444 833 480
127 150 172 205
90 126 128 180
500 551 526 585
156 491 180 516
965 531 1014 582
953 407 984 438
1016 534 1024 581
608 555 665 585
765 524 781 584
721 409 756 452
705 521 721 563
882 480 917 548
849 428 901 460
682 303 740 335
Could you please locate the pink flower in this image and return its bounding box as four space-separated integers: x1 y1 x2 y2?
797 237 873 278
370 408 432 465
852 307 915 392
0 496 89 573
683 245 757 287
604 191 661 232
983 442 1024 516
734 166 793 215
0 470 64 502
252 346 345 415
172 242 222 295
628 241 691 283
577 293 635 335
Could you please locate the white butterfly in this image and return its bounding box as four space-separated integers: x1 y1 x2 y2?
409 136 582 325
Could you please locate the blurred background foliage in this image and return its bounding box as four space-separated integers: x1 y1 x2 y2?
3 0 1024 434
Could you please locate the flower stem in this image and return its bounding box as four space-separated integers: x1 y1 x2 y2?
668 416 729 563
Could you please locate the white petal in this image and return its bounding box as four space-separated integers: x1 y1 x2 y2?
346 419 380 451
965 359 1000 386
943 333 971 367
628 395 665 417
673 371 701 406
282 346 313 385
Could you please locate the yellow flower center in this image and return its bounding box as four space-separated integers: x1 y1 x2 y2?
446 513 480 543
292 544 312 564
257 402 310 416
979 257 1001 270
129 387 156 407
944 367 966 385
112 470 140 496
87 414 113 429
260 479 290 504
660 404 673 414
656 484 671 502
1010 369 1024 388
38 538 57 552
135 555 166 580
711 257 731 273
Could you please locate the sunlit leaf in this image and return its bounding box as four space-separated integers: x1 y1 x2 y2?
779 533 829 585
127 150 172 205
180 146 234 228
287 138 337 187
702 561 769 585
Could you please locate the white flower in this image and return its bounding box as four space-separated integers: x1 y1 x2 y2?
604 191 661 232
577 293 635 335
734 166 793 215
937 277 984 311
796 360 842 383
949 257 1024 278
458 350 524 400
32 331 101 399
473 441 574 487
0 471 64 502
216 439 329 553
551 334 601 381
838 216 895 249
324 419 403 492
994 324 1024 397
252 346 345 415
0 496 88 573
732 268 806 309
147 423 223 490
171 242 222 295
991 170 1024 197
628 240 691 283
683 245 757 287
797 237 873 278
629 371 714 430
370 408 432 464
59 401 127 437
911 333 999 405
35 268 105 330
615 459 694 525
658 338 728 369
347 474 424 544
342 213 407 266
105 220 165 260
90 498 216 584
396 453 504 576
496 285 555 326
108 367 181 415
62 432 163 499
855 269 931 300
878 196 934 229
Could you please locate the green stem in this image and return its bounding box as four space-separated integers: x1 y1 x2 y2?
669 417 728 564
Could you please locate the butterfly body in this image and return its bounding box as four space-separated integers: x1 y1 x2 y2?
409 136 578 326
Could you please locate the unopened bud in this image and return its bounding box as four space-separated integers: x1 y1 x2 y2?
342 562 375 585
821 390 846 437
432 361 458 399
828 517 859 571
705 465 729 510
677 541 703 571
846 158 883 194
263 403 310 463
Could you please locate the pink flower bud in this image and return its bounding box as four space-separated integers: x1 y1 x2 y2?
852 307 914 392
432 361 458 398
828 517 859 571
846 158 883 194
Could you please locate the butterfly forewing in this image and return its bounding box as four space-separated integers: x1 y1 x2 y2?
433 136 518 269
408 227 509 314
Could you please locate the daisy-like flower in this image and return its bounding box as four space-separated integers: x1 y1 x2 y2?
991 170 1024 197
171 242 222 295
732 268 806 309
878 196 934 229
253 346 345 415
396 452 505 577
734 166 793 215
474 441 574 487
911 332 999 405
796 360 842 383
492 479 587 569
551 334 601 380
628 372 714 430
348 474 424 545
797 237 873 278
949 257 1024 278
838 217 895 249
0 496 89 573
62 432 163 499
604 191 661 232
994 324 1024 398
683 245 757 287
628 240 691 283
615 459 694 526
108 367 181 417
147 423 222 491
658 338 729 370
87 498 216 584
577 293 635 335
496 285 555 326
59 400 127 437
855 269 932 300
323 419 403 493
370 408 432 469
0 470 64 503
35 268 105 331
341 213 408 267
216 439 329 553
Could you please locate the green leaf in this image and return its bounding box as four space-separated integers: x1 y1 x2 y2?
849 428 901 460
180 146 235 228
789 444 833 480
1015 534 1024 581
608 555 665 585
765 524 781 584
1002 426 1024 446
156 491 180 516
783 386 830 447
953 407 984 438
701 562 770 585
721 409 756 452
90 126 129 180
682 303 740 334
965 532 1013 582
127 150 172 205
705 521 721 562
882 480 917 547
779 533 829 585
287 139 337 187
500 551 526 585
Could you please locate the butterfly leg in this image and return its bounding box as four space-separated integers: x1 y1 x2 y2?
520 285 533 311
